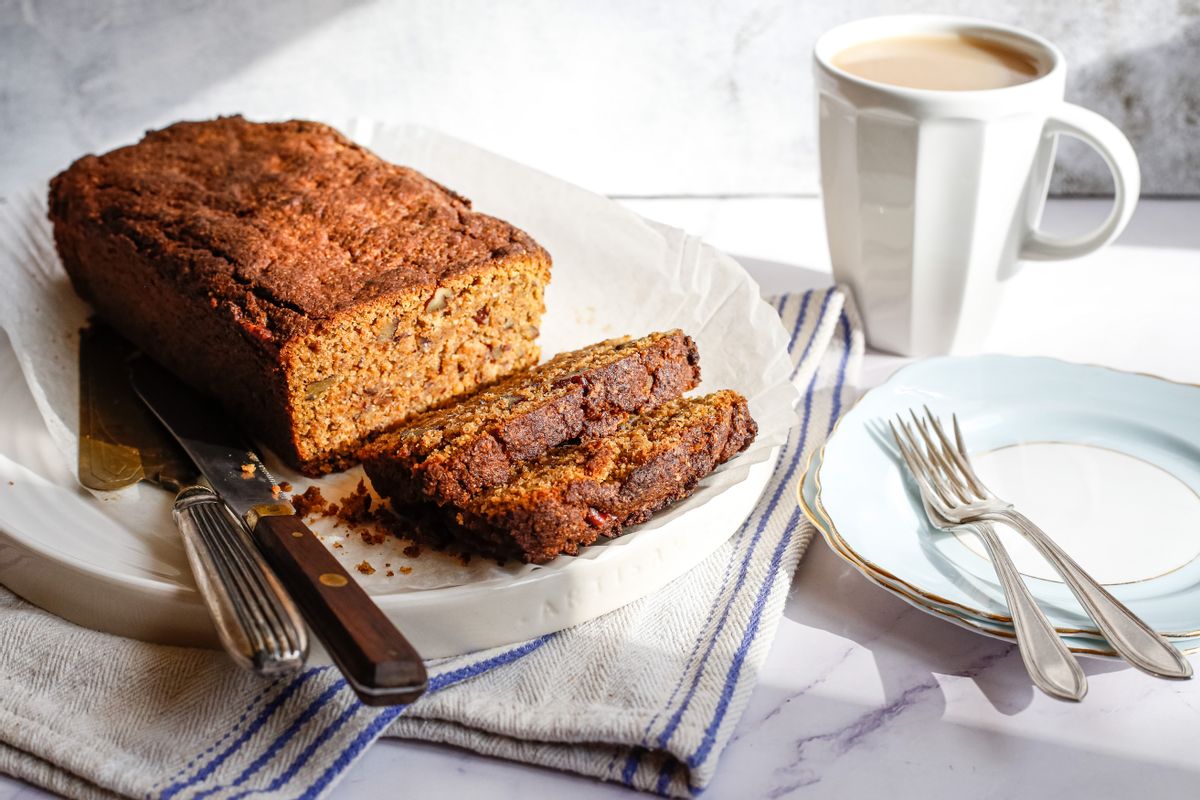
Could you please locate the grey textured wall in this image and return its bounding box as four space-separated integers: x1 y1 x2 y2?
2 0 1197 197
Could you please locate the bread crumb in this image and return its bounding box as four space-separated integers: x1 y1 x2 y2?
359 530 387 546
398 565 412 575
290 481 403 549
291 486 328 516
385 570 394 577
332 541 343 549
356 560 375 575
402 543 422 559
336 480 391 544
279 481 292 492
338 480 373 523
241 462 256 478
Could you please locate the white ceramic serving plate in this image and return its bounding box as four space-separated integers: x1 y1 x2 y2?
814 355 1200 640
799 447 1200 658
0 123 797 658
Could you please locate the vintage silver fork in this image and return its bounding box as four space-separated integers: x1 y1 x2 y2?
891 424 1087 700
892 408 1192 680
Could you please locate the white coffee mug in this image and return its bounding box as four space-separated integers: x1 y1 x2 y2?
813 15 1140 356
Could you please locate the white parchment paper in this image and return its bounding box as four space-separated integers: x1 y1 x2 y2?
0 121 797 594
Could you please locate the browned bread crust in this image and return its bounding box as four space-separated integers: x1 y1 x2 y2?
360 330 701 507
384 391 756 564
48 116 551 474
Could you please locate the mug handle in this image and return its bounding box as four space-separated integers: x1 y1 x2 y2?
1020 103 1140 261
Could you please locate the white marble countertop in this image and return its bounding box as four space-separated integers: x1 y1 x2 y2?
3 196 1199 799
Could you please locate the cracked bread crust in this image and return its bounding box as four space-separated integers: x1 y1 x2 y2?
48 115 547 352
361 330 701 507
48 116 551 474
388 390 757 564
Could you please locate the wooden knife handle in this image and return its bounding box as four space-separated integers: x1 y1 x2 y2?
253 513 427 706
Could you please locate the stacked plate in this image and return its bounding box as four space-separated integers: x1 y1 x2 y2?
799 355 1200 657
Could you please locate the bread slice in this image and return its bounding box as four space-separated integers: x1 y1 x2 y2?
49 116 551 475
381 390 756 564
361 330 701 507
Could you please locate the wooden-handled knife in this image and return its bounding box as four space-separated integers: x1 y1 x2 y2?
79 324 306 676
129 356 428 706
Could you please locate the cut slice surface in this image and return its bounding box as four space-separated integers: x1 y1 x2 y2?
381 390 757 564
361 330 701 506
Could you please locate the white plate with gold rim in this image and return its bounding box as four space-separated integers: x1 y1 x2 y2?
799 448 1200 658
813 355 1200 641
0 122 797 658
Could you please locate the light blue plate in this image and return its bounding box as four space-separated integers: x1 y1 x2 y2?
801 446 1200 657
814 355 1200 639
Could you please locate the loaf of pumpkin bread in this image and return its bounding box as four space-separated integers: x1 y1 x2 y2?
48 116 552 474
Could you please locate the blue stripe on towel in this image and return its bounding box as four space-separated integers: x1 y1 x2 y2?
797 290 835 369
648 363 823 791
687 508 800 769
292 634 556 800
180 635 555 800
619 290 817 786
190 682 348 800
648 340 826 755
784 290 814 357
685 316 854 777
159 668 327 799
655 759 682 796
158 677 284 789
228 703 360 800
829 312 852 432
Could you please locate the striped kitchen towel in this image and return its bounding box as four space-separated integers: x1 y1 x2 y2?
0 287 863 799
